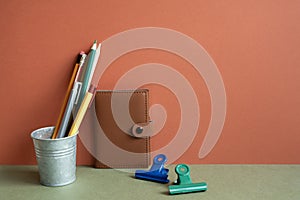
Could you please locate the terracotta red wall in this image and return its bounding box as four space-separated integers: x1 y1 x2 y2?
1 0 299 165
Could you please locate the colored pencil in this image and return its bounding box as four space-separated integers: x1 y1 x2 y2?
51 53 83 139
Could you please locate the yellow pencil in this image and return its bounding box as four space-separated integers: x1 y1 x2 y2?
51 53 83 139
68 84 96 137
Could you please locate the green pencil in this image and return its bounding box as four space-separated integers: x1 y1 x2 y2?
74 40 97 114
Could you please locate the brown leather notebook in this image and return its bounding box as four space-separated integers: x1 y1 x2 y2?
93 89 151 168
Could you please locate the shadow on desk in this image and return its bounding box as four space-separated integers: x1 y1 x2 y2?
0 166 40 185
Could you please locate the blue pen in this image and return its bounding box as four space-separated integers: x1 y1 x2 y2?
57 82 81 138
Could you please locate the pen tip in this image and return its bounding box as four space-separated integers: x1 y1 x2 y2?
94 40 97 44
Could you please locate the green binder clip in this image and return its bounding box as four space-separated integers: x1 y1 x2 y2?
168 164 207 195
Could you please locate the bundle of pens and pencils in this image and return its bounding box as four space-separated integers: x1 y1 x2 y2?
51 40 101 139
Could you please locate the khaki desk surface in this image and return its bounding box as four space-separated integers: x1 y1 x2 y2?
0 165 299 200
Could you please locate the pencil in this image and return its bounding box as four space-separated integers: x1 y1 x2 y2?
87 43 101 91
75 40 97 112
68 84 96 137
51 53 83 139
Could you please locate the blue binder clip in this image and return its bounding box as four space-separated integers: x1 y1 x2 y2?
135 154 169 183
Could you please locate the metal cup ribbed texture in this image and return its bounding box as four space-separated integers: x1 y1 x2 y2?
31 126 78 186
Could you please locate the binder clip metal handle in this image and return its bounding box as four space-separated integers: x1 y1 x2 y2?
169 164 207 195
135 154 169 183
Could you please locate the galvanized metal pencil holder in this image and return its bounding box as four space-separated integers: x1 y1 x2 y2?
31 126 78 186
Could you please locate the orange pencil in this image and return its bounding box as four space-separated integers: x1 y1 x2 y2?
51 52 84 139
